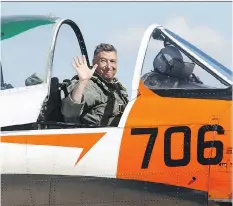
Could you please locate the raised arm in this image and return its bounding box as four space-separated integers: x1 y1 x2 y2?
71 55 98 103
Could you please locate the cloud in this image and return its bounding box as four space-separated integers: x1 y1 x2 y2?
107 26 147 54
109 16 232 69
164 17 232 69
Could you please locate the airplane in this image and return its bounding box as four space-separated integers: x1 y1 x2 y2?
1 15 232 206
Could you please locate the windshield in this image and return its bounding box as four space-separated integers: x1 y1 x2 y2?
0 16 56 90
141 29 230 90
163 28 233 83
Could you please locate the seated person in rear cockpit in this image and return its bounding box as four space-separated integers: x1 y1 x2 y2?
141 45 202 89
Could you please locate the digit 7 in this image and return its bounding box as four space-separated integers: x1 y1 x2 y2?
131 128 158 169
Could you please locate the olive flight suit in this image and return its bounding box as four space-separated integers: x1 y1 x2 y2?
61 72 129 127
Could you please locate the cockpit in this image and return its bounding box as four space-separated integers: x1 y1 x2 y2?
140 27 232 91
142 44 213 89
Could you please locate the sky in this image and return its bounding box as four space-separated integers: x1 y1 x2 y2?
1 1 232 96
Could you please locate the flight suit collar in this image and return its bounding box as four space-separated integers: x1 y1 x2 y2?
92 72 128 104
92 72 118 90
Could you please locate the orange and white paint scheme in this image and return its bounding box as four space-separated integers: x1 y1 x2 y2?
1 15 232 206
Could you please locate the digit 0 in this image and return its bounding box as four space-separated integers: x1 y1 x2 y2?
164 126 191 167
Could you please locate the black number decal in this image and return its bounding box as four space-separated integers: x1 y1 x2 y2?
164 126 191 167
131 124 225 168
197 124 224 165
131 128 158 169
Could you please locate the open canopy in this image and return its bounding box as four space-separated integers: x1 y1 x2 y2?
1 15 58 89
163 28 233 84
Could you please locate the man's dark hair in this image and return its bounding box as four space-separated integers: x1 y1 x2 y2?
94 43 117 57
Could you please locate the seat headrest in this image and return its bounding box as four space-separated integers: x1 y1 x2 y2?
153 45 195 79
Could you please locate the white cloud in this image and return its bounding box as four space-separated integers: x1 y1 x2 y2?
109 16 232 69
164 17 232 69
107 26 147 53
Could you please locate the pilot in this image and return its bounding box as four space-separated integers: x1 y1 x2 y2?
61 43 129 127
142 45 197 89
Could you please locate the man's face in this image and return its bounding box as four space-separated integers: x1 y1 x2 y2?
93 51 117 81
